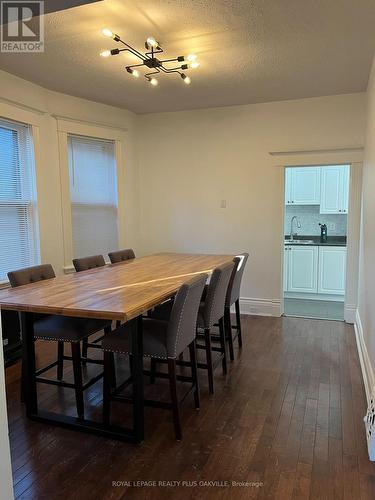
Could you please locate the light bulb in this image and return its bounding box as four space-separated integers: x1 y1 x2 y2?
132 70 139 78
184 76 191 85
150 77 158 86
147 37 158 48
187 54 197 62
100 50 111 58
189 61 200 69
102 28 113 38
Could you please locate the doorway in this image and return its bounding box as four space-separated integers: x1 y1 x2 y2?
283 165 350 321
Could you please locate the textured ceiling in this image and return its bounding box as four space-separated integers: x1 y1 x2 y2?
1 0 375 113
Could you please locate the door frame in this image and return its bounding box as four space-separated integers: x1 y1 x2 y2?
277 155 363 323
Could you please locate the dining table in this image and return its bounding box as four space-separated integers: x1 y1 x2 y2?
0 252 234 443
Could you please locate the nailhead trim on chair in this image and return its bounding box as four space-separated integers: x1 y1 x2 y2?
102 347 168 360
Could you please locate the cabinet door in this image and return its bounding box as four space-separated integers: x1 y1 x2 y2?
290 168 321 205
340 165 350 214
288 246 318 293
320 166 342 214
318 246 346 295
283 247 289 292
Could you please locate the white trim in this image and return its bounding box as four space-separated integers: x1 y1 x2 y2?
354 309 375 405
53 115 128 137
344 304 357 324
238 297 282 317
284 292 345 302
0 96 46 115
269 146 364 156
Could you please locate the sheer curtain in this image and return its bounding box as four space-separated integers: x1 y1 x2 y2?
68 135 118 259
0 119 40 281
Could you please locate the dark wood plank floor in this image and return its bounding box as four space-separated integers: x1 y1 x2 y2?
5 315 375 499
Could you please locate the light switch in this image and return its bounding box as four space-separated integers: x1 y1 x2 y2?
220 199 227 209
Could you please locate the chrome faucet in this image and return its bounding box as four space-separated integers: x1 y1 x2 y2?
290 216 301 240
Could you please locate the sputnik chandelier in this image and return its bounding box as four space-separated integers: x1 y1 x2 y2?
100 28 199 86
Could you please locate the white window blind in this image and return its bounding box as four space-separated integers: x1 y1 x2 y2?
68 135 118 259
0 119 40 281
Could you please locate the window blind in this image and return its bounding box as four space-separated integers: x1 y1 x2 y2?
68 135 118 259
0 119 40 281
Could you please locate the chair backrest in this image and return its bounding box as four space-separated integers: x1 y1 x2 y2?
226 253 249 307
72 254 105 272
201 261 235 328
108 248 135 264
166 274 207 358
8 264 55 288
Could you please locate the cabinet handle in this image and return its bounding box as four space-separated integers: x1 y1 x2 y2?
292 201 294 204
339 209 342 212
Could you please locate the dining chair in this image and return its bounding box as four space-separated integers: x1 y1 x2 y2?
8 264 112 419
224 253 249 360
72 254 107 361
108 248 135 264
149 262 235 395
101 274 207 440
72 254 106 272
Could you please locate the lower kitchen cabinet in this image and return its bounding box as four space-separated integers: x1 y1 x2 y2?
284 245 346 296
318 246 346 295
284 246 319 293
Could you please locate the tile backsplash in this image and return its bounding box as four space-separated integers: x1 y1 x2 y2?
284 205 347 237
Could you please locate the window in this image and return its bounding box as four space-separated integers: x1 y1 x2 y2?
0 119 40 281
68 135 118 259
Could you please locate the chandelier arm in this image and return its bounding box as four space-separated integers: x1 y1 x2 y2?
160 66 183 73
145 69 160 78
118 39 147 60
126 62 147 69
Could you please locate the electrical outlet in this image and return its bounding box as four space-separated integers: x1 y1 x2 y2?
328 222 336 231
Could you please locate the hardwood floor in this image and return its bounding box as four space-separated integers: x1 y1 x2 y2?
5 315 375 499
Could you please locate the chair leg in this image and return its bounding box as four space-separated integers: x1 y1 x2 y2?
82 338 88 366
150 358 157 384
235 299 243 348
204 328 214 394
168 359 182 440
20 358 26 403
57 341 64 380
219 317 228 375
224 306 234 361
103 351 113 425
71 342 84 419
188 340 200 409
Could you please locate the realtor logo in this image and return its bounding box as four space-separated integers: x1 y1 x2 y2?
1 1 44 52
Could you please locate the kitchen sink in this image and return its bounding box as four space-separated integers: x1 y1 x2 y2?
285 239 315 245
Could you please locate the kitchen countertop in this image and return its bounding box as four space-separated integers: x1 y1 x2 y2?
284 236 347 247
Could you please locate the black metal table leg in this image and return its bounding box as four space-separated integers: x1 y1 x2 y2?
20 312 37 417
132 315 144 443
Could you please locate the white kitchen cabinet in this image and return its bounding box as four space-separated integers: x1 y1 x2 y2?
318 246 347 295
283 246 289 292
285 167 321 205
320 165 350 214
285 245 319 293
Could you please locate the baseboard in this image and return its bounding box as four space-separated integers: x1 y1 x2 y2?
238 297 281 317
344 304 357 324
354 309 375 405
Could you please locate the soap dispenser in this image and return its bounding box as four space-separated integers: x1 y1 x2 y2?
319 223 328 243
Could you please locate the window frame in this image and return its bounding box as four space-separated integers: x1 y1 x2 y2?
0 116 41 284
56 118 126 270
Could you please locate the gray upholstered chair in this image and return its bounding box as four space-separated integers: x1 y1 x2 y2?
8 264 111 419
149 262 235 394
72 254 107 361
72 254 106 272
224 253 249 360
102 274 207 440
108 248 135 264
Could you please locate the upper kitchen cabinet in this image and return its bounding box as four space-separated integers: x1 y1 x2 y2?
320 165 350 214
285 167 321 205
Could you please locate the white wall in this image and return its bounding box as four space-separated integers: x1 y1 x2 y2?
0 319 13 500
138 94 366 313
358 54 375 385
0 69 140 274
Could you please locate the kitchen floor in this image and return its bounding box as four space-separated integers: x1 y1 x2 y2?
284 298 345 321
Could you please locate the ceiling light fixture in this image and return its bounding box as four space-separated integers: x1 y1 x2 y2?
100 29 199 85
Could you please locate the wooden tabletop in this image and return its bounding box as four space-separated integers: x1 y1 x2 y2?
0 253 234 321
